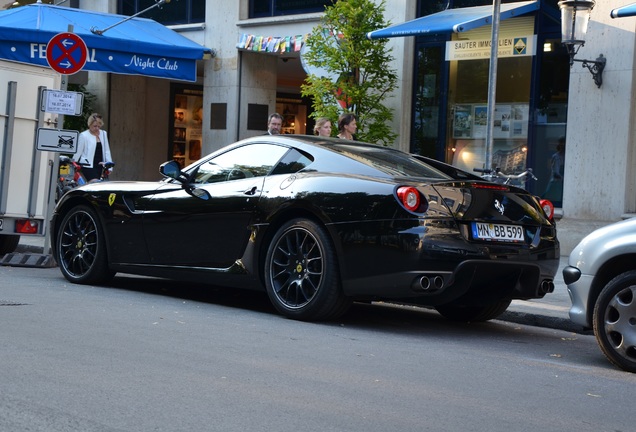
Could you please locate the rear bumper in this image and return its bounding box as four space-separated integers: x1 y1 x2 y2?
344 258 559 306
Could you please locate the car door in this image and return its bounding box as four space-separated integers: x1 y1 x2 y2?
139 143 290 268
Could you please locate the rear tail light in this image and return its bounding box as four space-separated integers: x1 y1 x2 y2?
396 186 428 213
540 199 555 220
15 219 39 234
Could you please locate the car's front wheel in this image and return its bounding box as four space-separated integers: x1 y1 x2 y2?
56 205 115 285
593 271 636 373
264 218 351 321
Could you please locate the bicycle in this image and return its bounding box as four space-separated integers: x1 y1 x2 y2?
473 167 538 189
56 155 87 201
93 161 115 182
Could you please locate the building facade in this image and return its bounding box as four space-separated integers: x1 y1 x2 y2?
74 0 635 252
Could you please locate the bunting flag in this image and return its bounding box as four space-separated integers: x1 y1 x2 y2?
237 33 307 54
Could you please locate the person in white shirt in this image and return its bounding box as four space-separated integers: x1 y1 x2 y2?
74 113 113 181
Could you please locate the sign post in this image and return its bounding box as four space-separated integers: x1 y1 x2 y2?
42 30 87 255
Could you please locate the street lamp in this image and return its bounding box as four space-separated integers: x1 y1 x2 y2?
558 0 605 87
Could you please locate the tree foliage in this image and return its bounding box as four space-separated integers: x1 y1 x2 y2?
300 0 397 145
63 83 97 132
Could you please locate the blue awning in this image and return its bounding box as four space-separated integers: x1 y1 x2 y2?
611 3 636 18
367 1 539 39
0 3 213 82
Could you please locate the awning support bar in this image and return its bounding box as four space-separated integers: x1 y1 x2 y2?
91 0 171 36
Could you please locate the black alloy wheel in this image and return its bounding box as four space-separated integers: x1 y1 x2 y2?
264 218 350 321
57 205 115 285
593 271 636 373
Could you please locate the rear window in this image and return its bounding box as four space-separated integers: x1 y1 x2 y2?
327 143 451 180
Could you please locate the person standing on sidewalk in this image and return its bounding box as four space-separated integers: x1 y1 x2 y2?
74 113 113 182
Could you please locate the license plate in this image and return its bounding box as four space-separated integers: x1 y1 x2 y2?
472 222 524 242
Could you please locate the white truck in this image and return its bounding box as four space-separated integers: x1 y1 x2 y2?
0 60 60 255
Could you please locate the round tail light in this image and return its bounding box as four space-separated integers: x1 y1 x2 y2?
540 199 555 220
397 186 427 213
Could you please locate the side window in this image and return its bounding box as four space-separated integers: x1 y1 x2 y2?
192 143 290 184
270 148 314 175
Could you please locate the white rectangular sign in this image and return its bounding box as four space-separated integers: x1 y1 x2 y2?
36 128 79 153
446 35 536 61
41 89 84 115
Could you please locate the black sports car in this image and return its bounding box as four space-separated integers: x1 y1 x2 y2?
51 135 559 321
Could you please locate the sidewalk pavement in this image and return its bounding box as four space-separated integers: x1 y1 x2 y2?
12 235 584 333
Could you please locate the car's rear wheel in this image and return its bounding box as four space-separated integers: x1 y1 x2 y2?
56 205 115 285
593 271 636 373
436 298 512 322
264 218 351 321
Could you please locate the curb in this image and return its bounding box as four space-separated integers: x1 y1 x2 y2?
498 310 591 335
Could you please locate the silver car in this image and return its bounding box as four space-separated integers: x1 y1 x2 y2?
563 217 636 373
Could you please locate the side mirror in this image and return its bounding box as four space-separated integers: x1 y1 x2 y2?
187 187 210 201
159 160 182 180
159 160 210 201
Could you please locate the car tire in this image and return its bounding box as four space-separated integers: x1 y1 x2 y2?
436 298 512 322
264 218 351 321
592 271 636 373
56 205 115 285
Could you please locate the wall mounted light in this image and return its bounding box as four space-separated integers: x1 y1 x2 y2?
559 0 605 87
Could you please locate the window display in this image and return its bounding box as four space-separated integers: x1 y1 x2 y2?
171 88 203 168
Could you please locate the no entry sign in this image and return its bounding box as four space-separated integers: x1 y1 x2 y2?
46 32 87 75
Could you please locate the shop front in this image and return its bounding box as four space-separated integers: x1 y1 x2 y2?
372 0 570 205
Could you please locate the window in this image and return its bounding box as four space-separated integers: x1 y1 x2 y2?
192 144 290 184
249 0 333 18
270 149 314 175
119 0 204 26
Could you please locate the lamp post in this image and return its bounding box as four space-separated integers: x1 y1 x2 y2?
558 0 605 87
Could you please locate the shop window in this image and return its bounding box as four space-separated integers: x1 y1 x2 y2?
119 0 204 25
412 44 444 158
448 56 532 174
171 86 204 168
249 0 333 18
531 38 569 207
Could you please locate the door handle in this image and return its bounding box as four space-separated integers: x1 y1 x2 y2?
244 186 257 196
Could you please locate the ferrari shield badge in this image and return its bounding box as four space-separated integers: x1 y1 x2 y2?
108 193 116 206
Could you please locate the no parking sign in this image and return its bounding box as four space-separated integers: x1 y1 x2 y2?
46 32 87 75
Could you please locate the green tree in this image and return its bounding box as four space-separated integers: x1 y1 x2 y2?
301 0 397 145
63 83 96 132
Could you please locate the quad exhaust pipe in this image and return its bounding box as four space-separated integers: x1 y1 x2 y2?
417 275 445 291
540 279 555 294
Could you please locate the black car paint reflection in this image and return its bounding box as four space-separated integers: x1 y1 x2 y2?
51 135 559 322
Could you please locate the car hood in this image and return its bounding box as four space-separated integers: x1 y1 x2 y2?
569 217 636 273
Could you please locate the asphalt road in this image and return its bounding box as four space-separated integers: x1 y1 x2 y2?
9 236 582 334
1 264 635 432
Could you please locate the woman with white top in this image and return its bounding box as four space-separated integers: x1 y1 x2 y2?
74 113 113 182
